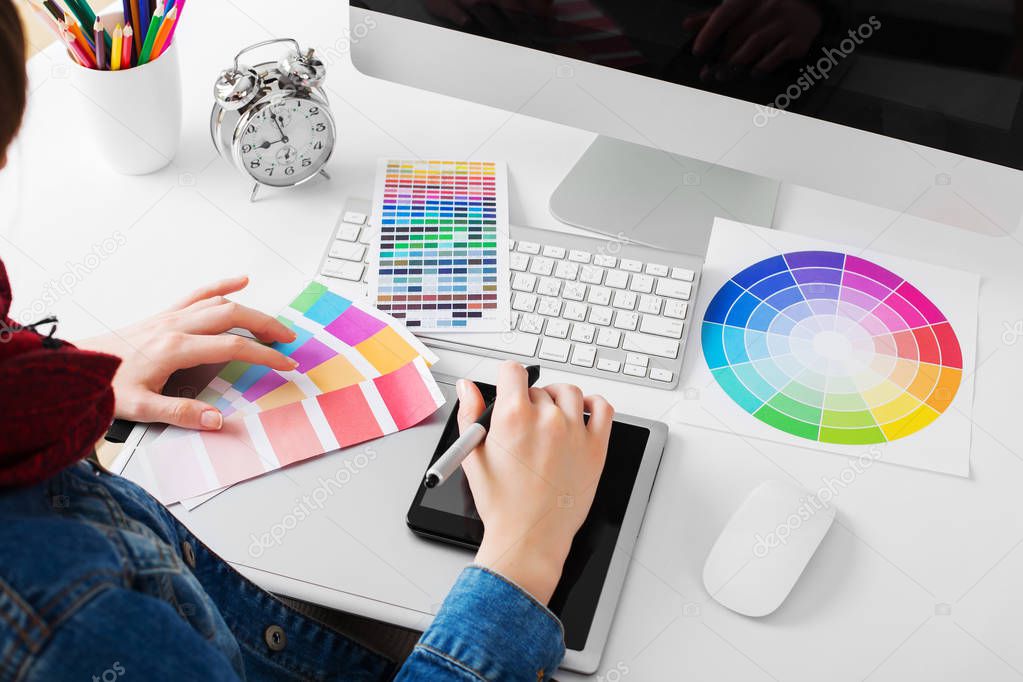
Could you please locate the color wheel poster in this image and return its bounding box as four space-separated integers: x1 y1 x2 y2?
675 218 978 477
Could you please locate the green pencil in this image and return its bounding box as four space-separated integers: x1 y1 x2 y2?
65 0 112 54
138 0 164 65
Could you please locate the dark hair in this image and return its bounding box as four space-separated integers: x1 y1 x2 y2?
0 0 26 158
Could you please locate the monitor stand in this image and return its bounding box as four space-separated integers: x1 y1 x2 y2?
549 136 781 258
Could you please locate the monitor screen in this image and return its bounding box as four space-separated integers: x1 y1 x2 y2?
354 0 1023 172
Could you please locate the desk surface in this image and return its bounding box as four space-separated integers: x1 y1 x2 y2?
5 2 1023 679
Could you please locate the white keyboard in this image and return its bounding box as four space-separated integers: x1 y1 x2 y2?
319 199 701 389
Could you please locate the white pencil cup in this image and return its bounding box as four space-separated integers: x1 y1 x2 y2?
67 37 182 175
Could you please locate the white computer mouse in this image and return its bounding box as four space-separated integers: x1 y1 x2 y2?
703 479 835 617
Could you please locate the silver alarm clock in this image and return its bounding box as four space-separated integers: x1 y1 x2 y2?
210 38 336 201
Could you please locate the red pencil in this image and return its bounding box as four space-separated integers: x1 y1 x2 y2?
122 24 133 67
62 26 94 68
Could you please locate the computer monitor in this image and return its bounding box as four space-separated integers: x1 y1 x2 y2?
350 1 1023 249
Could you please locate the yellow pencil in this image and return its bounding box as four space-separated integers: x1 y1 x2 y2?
111 24 122 70
150 6 176 60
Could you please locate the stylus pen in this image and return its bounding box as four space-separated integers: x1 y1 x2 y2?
424 364 541 489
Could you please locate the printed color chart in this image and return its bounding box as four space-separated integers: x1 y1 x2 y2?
369 159 510 332
702 251 963 445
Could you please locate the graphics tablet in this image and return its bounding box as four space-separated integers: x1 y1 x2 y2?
407 381 667 673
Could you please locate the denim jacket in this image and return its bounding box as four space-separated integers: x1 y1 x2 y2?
0 461 565 681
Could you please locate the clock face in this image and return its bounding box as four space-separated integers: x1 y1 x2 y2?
236 98 334 187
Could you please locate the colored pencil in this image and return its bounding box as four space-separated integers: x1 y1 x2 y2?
64 11 96 62
120 0 132 39
138 0 163 65
111 24 122 70
163 0 184 47
27 0 58 34
136 0 150 57
61 26 94 68
66 0 112 54
122 24 133 68
93 18 105 70
150 6 175 60
128 0 142 52
40 0 63 22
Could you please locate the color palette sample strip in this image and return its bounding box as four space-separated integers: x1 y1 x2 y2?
140 357 445 504
702 250 963 445
369 159 511 332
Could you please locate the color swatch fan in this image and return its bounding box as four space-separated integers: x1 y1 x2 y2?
675 218 978 477
128 283 446 504
369 159 511 332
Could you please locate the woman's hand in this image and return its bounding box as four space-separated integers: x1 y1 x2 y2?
456 361 614 604
76 276 296 430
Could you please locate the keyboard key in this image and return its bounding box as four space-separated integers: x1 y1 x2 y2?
358 226 374 245
517 241 541 254
580 265 604 285
563 302 588 321
518 314 544 334
539 338 571 362
597 358 622 373
513 292 537 313
563 282 587 301
570 323 596 344
594 254 617 267
664 301 688 319
343 211 367 225
537 297 563 317
554 261 579 280
613 311 639 331
671 267 696 282
329 241 366 261
656 279 692 300
568 249 592 263
612 291 637 310
589 307 613 326
638 295 663 315
336 223 361 241
626 353 649 368
570 344 596 368
512 273 537 292
604 270 629 289
509 239 516 250
623 333 679 359
529 257 555 277
510 252 530 272
650 368 674 383
537 277 562 297
640 316 684 339
620 259 643 273
322 259 364 281
629 274 654 294
545 319 570 339
646 263 669 277
510 312 520 328
624 364 647 378
596 328 622 348
542 245 566 258
587 286 612 306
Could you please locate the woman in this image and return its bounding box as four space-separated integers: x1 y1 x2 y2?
0 4 613 680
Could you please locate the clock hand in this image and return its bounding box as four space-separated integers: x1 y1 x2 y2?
271 112 289 144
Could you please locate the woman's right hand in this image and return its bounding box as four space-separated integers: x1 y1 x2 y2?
456 361 614 604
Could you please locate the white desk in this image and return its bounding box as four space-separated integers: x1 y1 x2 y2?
5 2 1023 679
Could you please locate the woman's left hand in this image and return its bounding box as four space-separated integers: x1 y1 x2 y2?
76 276 297 430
